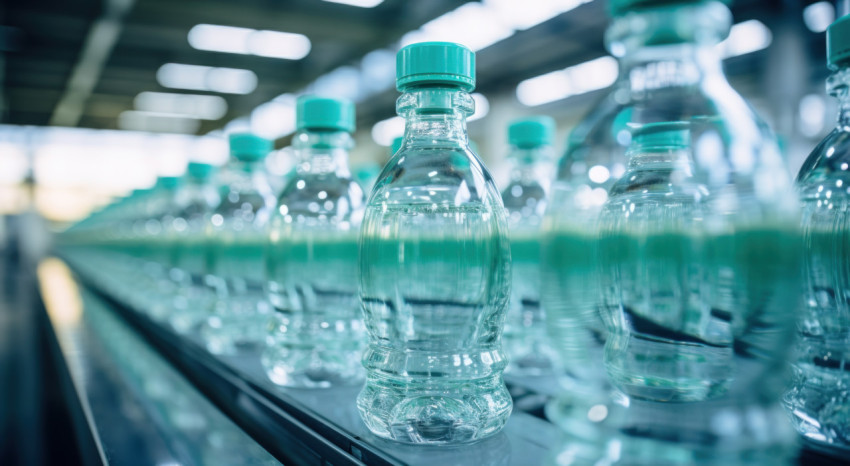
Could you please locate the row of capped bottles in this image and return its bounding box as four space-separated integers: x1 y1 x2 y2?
58 0 850 461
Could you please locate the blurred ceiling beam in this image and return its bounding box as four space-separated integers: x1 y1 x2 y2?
48 0 135 127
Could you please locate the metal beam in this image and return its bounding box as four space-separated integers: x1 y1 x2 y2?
48 0 134 127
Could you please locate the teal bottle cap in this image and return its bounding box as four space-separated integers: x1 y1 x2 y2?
608 0 730 17
296 95 356 133
158 176 181 188
630 121 690 151
391 136 404 155
396 42 475 91
229 133 271 161
508 116 556 148
187 162 215 180
828 14 850 69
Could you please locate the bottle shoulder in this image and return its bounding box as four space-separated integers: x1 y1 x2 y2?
370 147 502 209
797 128 850 191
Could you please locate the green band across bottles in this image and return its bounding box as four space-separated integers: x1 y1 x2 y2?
296 96 356 133
396 42 475 91
508 116 555 148
229 133 272 162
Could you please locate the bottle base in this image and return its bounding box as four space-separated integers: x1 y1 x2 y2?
784 362 850 451
356 374 512 445
200 312 269 355
605 334 733 402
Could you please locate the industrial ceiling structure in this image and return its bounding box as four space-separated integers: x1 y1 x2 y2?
1 0 834 143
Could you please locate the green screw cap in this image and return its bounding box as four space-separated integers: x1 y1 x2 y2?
828 14 850 69
229 133 271 162
158 176 181 189
187 162 215 180
296 95 356 133
396 42 475 91
608 0 730 17
630 121 690 151
391 136 404 155
508 116 555 149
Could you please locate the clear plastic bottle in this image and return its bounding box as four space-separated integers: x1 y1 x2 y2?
784 13 850 453
167 162 222 334
357 42 512 444
263 96 366 388
541 40 632 457
552 0 801 463
201 133 277 355
133 176 184 318
499 116 556 375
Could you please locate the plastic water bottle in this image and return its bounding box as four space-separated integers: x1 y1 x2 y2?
784 13 850 452
134 176 183 317
167 162 222 334
499 116 556 375
263 96 366 388
555 0 801 463
357 42 512 444
201 133 277 355
540 71 631 456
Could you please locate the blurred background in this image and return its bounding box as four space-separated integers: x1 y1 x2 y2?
0 0 839 226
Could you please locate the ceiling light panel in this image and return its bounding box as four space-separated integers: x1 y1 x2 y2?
134 92 228 120
157 63 258 94
188 24 311 60
322 0 384 7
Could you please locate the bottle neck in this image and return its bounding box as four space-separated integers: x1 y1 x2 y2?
627 147 693 172
606 2 730 96
292 130 353 176
397 87 473 147
828 67 850 128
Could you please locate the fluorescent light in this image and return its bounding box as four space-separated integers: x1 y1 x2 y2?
517 56 617 106
250 94 297 140
323 0 384 7
799 93 826 138
372 116 405 146
206 67 258 94
188 24 252 54
118 110 201 134
134 92 228 120
248 30 311 59
803 2 834 34
188 24 311 60
400 0 590 53
484 0 587 31
157 63 257 94
720 20 772 58
469 93 489 122
401 3 514 52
